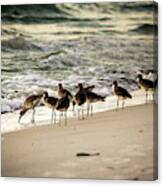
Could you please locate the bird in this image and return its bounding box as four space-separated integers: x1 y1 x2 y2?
73 83 87 120
42 91 58 124
57 83 75 113
85 90 105 117
56 92 70 126
18 93 43 123
137 74 157 103
112 81 132 110
72 84 95 115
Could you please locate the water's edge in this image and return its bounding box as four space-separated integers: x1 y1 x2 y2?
1 90 154 134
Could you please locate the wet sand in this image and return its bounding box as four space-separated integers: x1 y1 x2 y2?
1 103 157 180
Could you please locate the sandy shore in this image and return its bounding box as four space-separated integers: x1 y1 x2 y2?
1 103 157 180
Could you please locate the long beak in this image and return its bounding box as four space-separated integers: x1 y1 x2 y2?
18 115 21 123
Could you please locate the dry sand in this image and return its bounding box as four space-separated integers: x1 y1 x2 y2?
1 103 157 180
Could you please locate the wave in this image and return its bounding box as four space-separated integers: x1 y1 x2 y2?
1 4 70 16
1 67 155 114
2 2 155 24
1 36 42 51
2 14 111 24
1 98 23 114
118 2 157 12
1 4 72 24
130 24 158 35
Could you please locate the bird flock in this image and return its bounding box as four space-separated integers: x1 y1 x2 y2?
18 74 157 126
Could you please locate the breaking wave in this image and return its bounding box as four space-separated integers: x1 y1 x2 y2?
130 24 158 35
1 36 42 51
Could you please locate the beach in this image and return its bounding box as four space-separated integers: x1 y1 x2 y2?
1 1 158 181
1 103 157 180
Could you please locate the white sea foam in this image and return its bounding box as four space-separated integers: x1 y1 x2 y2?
1 98 23 113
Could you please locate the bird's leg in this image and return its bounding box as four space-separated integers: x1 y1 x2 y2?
146 91 148 104
82 105 84 120
153 90 156 103
59 112 62 126
122 100 125 110
91 104 93 116
87 103 90 117
78 106 80 120
53 110 56 124
33 108 36 123
73 104 76 117
65 111 67 126
31 108 35 123
51 108 54 124
116 98 119 111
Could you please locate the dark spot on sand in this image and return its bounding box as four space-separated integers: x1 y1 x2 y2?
107 166 114 170
76 152 100 157
141 169 145 172
138 130 144 133
133 177 139 180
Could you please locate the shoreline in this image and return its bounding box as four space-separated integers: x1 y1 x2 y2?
1 103 157 180
1 89 154 134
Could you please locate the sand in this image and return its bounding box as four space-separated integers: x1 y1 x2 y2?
1 103 157 180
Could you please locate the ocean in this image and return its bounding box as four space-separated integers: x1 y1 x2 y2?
1 1 157 114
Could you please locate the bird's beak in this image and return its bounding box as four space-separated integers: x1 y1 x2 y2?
18 116 21 124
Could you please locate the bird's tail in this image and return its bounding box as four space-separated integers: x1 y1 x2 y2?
101 96 106 101
127 93 132 99
97 95 106 102
85 85 95 92
154 79 158 89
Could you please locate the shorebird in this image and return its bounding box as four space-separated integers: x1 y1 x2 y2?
86 91 105 117
137 74 157 103
112 81 132 110
58 83 75 112
18 93 43 123
74 83 86 120
56 92 70 126
72 84 95 114
42 91 58 124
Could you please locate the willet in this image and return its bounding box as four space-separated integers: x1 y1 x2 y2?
74 83 86 120
137 74 157 103
112 81 132 110
86 91 105 116
18 93 43 123
42 91 58 124
56 92 70 126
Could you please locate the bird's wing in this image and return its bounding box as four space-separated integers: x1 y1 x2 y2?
117 86 132 98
